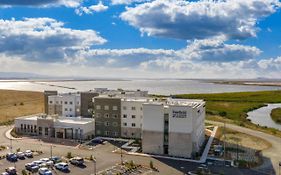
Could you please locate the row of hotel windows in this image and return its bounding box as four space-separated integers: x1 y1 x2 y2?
49 101 80 105
95 105 142 111
123 122 137 127
95 105 118 110
104 121 119 127
96 130 118 136
20 124 48 136
95 113 118 118
95 113 141 119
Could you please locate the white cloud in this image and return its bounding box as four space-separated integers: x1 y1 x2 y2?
75 1 108 15
120 0 281 40
111 0 152 5
0 0 82 7
0 18 106 62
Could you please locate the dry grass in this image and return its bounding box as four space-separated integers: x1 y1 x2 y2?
215 127 271 151
0 90 44 123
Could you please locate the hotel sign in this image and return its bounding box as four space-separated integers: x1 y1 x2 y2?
172 110 187 118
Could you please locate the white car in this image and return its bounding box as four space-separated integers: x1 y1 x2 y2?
40 158 50 162
32 160 44 167
24 150 33 158
54 162 69 172
17 152 25 159
38 167 52 175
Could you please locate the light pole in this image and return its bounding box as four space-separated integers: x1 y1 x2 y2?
50 144 53 158
10 138 12 153
279 161 281 175
93 158 97 175
120 147 123 165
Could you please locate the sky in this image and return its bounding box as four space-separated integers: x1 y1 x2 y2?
0 0 280 79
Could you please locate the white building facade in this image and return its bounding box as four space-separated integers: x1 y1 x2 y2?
15 114 95 140
142 99 205 158
48 93 81 117
120 98 151 139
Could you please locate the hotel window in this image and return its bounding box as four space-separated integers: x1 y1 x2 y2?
70 101 73 105
113 106 118 110
45 128 48 136
123 132 127 136
31 126 33 133
69 115 73 117
104 113 110 118
104 122 110 126
112 114 118 118
132 115 136 119
113 122 118 127
104 105 109 110
38 127 42 135
65 108 68 111
123 106 127 110
96 105 101 110
97 130 101 135
96 113 101 118
20 124 23 130
131 106 136 110
65 101 68 104
123 114 127 118
49 101 53 104
123 122 127 126
114 132 118 136
131 133 135 137
105 131 110 136
69 108 72 111
132 123 136 127
140 107 143 111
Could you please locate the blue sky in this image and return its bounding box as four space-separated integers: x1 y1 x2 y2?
0 0 280 78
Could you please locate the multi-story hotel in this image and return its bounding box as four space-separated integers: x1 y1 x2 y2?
142 99 205 158
45 91 98 118
16 89 205 158
121 98 152 139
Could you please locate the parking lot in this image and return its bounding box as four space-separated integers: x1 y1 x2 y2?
0 126 270 175
0 150 100 175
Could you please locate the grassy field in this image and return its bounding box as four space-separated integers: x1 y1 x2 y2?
175 90 281 136
0 90 44 124
270 108 281 124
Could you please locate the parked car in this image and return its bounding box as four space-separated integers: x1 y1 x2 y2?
17 152 25 159
6 153 17 162
5 167 16 175
38 167 52 175
40 158 50 162
24 150 33 158
70 157 84 166
54 162 69 172
50 156 61 164
46 161 54 168
1 172 8 175
32 160 44 168
25 162 39 173
91 138 104 144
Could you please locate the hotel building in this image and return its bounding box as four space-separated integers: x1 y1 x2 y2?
15 114 95 140
142 99 205 158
